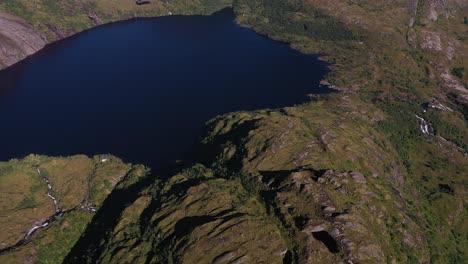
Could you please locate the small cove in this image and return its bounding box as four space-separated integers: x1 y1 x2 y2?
0 8 330 168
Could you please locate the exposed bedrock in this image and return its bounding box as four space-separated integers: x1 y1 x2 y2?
0 15 47 68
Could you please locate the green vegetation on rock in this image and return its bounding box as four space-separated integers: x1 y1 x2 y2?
0 155 149 264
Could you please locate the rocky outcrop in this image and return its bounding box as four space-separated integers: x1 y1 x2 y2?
0 15 47 68
64 166 291 264
425 0 467 21
256 169 429 263
66 165 427 263
63 164 432 263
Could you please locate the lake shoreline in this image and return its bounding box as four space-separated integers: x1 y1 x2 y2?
1 8 222 72
0 8 332 169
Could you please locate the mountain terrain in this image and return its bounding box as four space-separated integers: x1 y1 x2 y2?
0 0 466 263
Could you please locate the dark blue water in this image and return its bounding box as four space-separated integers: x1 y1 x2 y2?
0 9 329 168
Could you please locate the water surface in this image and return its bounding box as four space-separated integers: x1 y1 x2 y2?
0 9 329 167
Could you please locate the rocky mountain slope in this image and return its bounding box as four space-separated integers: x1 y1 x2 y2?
0 0 466 263
0 13 47 68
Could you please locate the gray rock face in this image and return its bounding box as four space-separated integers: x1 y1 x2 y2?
0 15 47 68
426 0 467 21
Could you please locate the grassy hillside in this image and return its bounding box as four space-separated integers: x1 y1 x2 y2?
227 0 467 262
0 155 149 263
70 94 465 263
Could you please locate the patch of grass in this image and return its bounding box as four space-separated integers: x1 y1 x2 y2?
15 197 36 209
35 212 94 264
234 0 359 41
0 0 34 20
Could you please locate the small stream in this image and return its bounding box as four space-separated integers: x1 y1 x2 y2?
37 168 62 214
415 115 432 135
0 168 95 255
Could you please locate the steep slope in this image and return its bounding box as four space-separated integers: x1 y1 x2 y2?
0 155 148 263
0 12 47 68
197 100 467 263
68 0 466 263
227 0 468 261
66 166 290 264
68 95 465 263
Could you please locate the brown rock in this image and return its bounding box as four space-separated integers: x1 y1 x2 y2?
0 15 47 68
